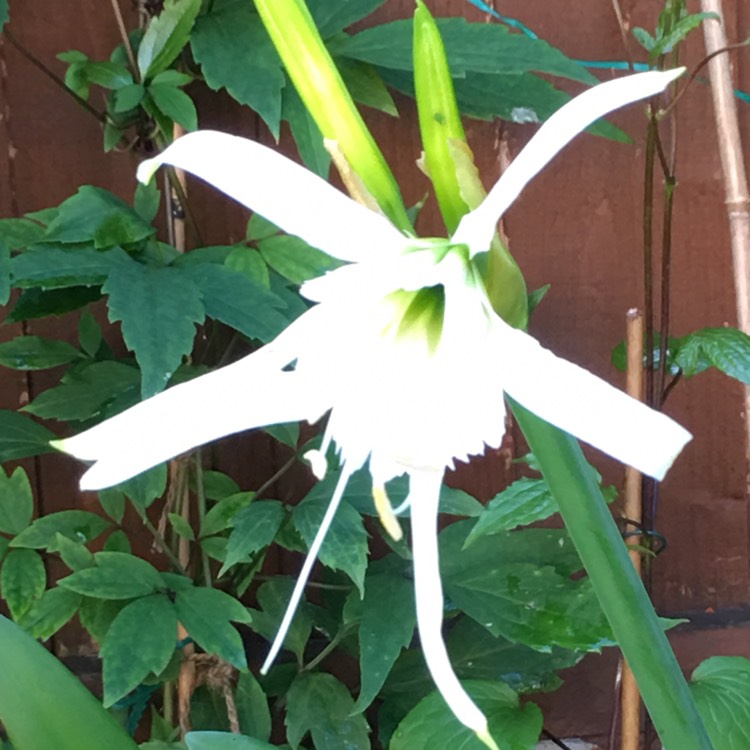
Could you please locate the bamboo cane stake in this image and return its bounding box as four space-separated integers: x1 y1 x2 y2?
620 309 644 750
700 0 750 475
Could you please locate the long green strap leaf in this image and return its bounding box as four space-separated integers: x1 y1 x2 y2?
510 401 713 750
0 615 139 750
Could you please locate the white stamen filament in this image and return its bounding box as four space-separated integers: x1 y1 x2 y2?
260 464 354 674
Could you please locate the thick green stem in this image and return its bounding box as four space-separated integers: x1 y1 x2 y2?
510 401 712 750
254 0 411 232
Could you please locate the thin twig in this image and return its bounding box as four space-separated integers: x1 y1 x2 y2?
109 0 139 81
3 30 108 124
609 0 636 71
254 456 297 500
138 511 188 574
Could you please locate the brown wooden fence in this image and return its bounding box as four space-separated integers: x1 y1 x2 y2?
2 0 750 743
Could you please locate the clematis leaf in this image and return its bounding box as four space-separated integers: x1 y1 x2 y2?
0 410 56 462
0 466 34 536
101 593 177 707
285 672 370 750
138 0 201 80
1 549 46 620
103 258 205 398
390 679 542 750
293 492 368 595
353 556 416 712
191 0 284 138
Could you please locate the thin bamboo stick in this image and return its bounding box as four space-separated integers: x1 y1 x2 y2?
700 1 750 475
621 309 644 750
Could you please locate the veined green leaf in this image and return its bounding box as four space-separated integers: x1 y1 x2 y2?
148 83 198 131
0 217 47 250
181 262 289 343
690 656 750 750
248 577 312 664
0 615 139 750
24 360 140 421
116 463 168 512
0 466 34 536
81 61 133 89
334 17 597 83
7 286 103 321
1 549 46 620
11 510 111 549
294 491 368 595
0 335 81 370
191 0 285 138
103 258 204 398
338 58 397 116
257 234 343 285
58 551 163 599
18 587 82 641
50 533 96 571
280 86 331 178
286 672 370 750
0 409 56 462
391 679 541 750
175 587 251 668
353 556 415 713
102 594 178 706
673 327 750 381
308 0 387 37
44 186 154 249
200 491 254 538
78 310 104 357
221 501 286 575
11 246 125 289
138 0 202 80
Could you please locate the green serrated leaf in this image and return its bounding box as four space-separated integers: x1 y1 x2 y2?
198 494 251 541
18 586 82 640
334 17 596 83
263 422 299 449
0 466 34 536
175 587 251 668
353 557 415 712
44 187 154 249
391 679 541 750
221 501 285 574
102 594 178 706
148 84 198 131
1 549 46 620
286 672 370 750
134 180 162 226
225 247 271 288
8 286 103 321
0 217 47 250
168 512 195 540
690 656 750 750
248 577 312 664
441 521 613 652
294 492 368 595
11 246 124 289
309 0 387 37
199 471 241 501
246 214 279 242
0 409 56 462
138 0 202 80
116 463 168 512
50 533 96 571
257 235 343 285
281 86 330 178
180 262 288 343
339 58 397 116
59 551 163 599
24 360 140 421
236 672 272 741
0 335 81 370
673 327 750 382
78 309 103 357
465 477 556 543
103 257 204 398
10 509 110 549
191 0 284 138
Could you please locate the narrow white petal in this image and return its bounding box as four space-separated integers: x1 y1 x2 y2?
496 321 691 480
409 469 492 738
261 464 355 674
58 364 329 490
452 69 685 255
137 131 406 263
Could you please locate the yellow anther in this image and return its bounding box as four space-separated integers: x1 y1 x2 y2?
372 485 403 541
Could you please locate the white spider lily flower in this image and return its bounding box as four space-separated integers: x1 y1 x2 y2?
56 70 689 746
